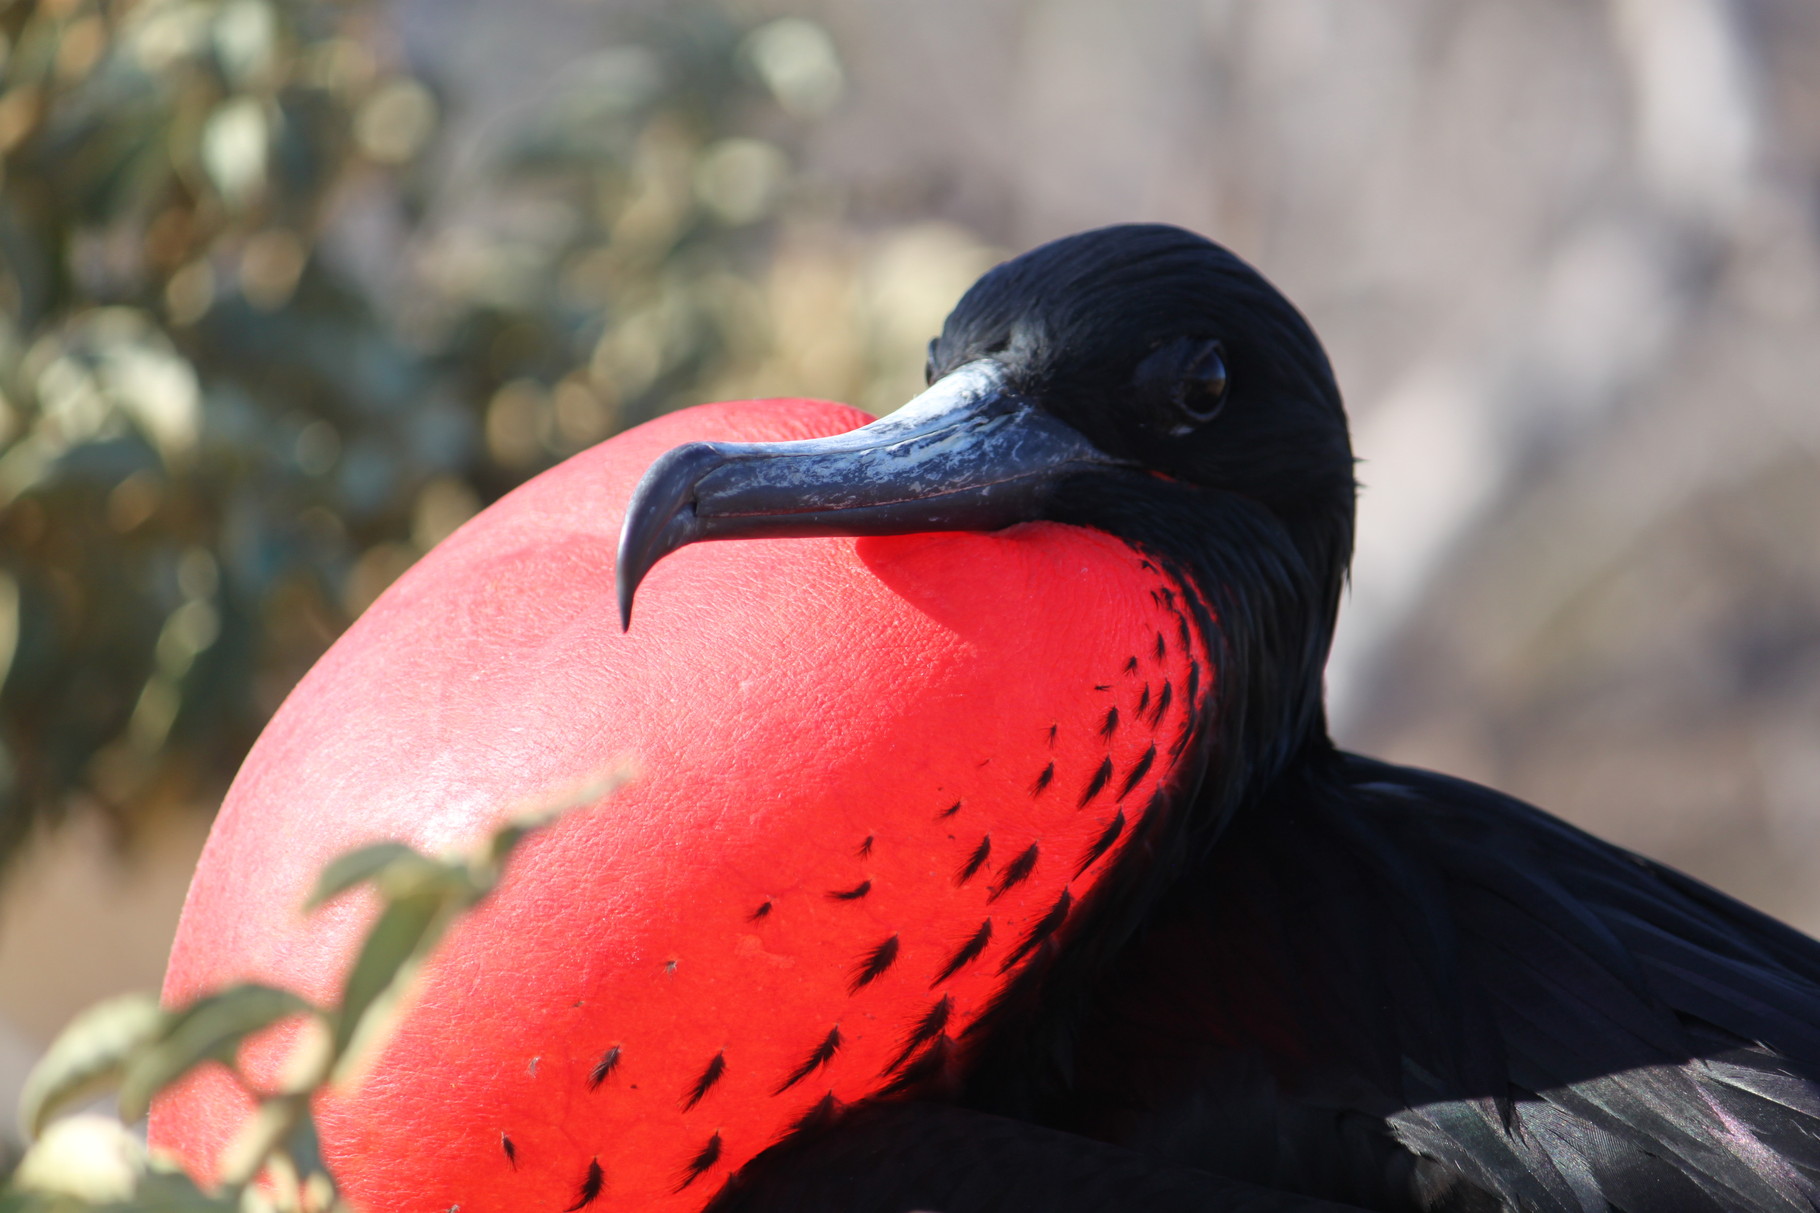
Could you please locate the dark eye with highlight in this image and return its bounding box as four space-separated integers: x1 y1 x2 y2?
1134 337 1228 434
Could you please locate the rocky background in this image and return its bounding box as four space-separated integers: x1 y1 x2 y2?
1 0 1816 1151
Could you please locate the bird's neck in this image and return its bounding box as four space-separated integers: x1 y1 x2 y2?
1056 475 1350 847
954 480 1350 1119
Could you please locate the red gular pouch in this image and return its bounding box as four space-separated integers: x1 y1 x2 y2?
151 398 1212 1213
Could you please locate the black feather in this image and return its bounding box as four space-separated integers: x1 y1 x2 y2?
883 997 955 1078
989 844 1039 902
851 935 901 992
1079 758 1113 808
1149 681 1172 726
683 1051 726 1111
776 1028 842 1094
1117 744 1156 801
1000 891 1073 974
933 921 993 987
565 1159 604 1210
1075 811 1126 879
674 1132 723 1192
958 835 991 885
588 1045 620 1090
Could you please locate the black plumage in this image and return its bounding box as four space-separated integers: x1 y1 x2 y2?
1024 755 1820 1212
630 224 1820 1212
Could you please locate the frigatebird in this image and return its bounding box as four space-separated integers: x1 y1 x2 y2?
618 225 1820 1212
153 225 1820 1213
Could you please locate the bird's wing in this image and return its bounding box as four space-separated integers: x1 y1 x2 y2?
1339 756 1820 1213
1013 753 1820 1213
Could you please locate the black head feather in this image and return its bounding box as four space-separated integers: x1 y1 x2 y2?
932 224 1353 533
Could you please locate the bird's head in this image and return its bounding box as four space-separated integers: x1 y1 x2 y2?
622 224 1353 618
928 223 1351 521
621 224 1355 790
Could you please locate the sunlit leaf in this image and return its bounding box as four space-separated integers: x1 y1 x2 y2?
215 1093 304 1189
200 97 267 206
694 138 786 225
11 1113 145 1201
17 993 165 1141
353 79 436 165
741 18 843 117
117 984 315 1123
474 765 632 875
213 0 276 87
326 890 449 1081
303 840 419 911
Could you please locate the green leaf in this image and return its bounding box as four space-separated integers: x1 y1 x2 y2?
472 765 633 877
120 1165 238 1212
281 1110 336 1200
474 814 549 877
303 840 420 911
307 840 471 911
376 850 470 901
215 1093 306 1190
327 891 450 1080
17 993 165 1141
117 984 315 1123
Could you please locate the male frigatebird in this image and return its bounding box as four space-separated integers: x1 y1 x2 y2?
155 225 1820 1213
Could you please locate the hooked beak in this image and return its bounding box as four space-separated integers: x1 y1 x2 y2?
616 361 1124 628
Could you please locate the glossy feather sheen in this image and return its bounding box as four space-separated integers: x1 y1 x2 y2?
151 400 1208 1212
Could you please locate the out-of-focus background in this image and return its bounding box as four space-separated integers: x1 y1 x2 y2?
0 0 1816 1157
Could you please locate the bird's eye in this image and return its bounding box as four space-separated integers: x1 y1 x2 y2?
1176 341 1228 423
1135 337 1229 434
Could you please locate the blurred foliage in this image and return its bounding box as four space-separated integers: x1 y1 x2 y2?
0 768 619 1210
0 0 969 870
